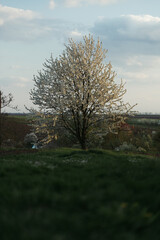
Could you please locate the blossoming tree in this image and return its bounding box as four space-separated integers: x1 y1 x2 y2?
30 35 136 149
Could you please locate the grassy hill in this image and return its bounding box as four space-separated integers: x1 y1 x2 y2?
0 148 160 240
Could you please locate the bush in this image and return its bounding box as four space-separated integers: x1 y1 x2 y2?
115 142 137 152
24 133 38 148
153 130 160 151
137 147 146 153
131 127 153 150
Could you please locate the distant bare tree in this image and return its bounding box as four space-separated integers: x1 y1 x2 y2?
0 91 18 146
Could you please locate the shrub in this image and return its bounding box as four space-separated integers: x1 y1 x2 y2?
153 130 160 151
137 147 146 153
115 142 137 152
24 133 38 148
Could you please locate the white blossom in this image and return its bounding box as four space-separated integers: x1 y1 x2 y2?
30 35 136 149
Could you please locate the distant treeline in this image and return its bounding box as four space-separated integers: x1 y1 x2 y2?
7 113 160 119
132 114 160 119
7 113 28 116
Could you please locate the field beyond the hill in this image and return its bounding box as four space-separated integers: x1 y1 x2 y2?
0 148 160 240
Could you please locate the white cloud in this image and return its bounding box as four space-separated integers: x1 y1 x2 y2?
0 20 52 41
118 15 160 42
126 56 143 67
15 83 27 88
0 4 71 41
64 0 122 7
114 55 160 83
69 30 82 38
65 0 79 7
0 4 87 42
123 82 160 113
15 77 30 88
0 18 4 26
114 55 160 113
88 0 120 5
49 0 56 9
18 77 30 83
92 14 160 42
123 71 148 83
125 55 160 69
10 65 22 70
0 4 47 41
0 4 39 24
91 14 160 57
127 14 160 24
0 76 30 88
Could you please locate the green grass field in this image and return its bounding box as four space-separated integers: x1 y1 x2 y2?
0 149 160 240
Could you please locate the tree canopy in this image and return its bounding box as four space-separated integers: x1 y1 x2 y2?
30 35 136 149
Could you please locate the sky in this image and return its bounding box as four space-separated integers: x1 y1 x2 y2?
0 0 160 113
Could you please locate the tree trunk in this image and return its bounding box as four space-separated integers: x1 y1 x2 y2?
80 137 87 150
81 142 86 150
